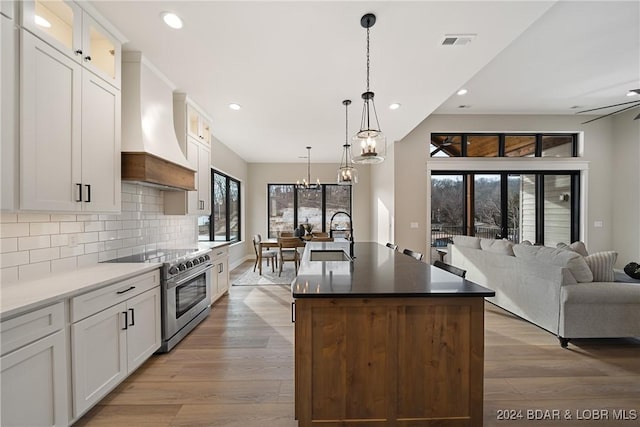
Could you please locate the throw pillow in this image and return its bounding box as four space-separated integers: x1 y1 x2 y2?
453 235 481 249
513 244 593 283
556 241 589 257
521 240 533 245
584 251 617 282
624 262 640 280
480 238 515 256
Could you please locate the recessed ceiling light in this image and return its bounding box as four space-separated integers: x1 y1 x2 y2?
389 103 401 110
457 88 468 96
161 12 183 29
34 15 51 28
229 103 242 111
626 89 640 97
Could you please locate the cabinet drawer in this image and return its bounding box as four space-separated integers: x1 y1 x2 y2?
210 246 228 261
1 302 64 356
70 270 159 322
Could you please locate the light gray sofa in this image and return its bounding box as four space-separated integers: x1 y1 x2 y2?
448 237 640 347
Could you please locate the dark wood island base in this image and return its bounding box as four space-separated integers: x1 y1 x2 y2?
292 242 493 427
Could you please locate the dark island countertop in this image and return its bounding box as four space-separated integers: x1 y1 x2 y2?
292 241 495 298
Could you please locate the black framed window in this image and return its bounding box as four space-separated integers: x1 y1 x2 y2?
430 171 580 247
208 170 241 242
267 184 351 238
430 133 578 158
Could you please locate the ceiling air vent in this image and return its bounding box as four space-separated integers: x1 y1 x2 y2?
441 34 477 46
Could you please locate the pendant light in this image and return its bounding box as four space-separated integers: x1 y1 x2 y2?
296 146 320 190
337 100 358 185
352 13 386 164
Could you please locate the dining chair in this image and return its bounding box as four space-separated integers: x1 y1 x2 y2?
253 235 277 273
278 237 301 276
312 232 330 238
385 242 398 251
280 231 294 237
434 260 467 278
402 248 424 261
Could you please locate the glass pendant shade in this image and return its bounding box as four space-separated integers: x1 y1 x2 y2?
337 99 358 185
352 14 385 164
338 145 358 185
352 94 386 164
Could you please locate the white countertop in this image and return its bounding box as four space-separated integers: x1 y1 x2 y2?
0 263 161 320
198 241 231 250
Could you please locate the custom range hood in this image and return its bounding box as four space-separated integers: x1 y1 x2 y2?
121 52 195 191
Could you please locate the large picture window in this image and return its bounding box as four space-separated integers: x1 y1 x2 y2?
267 184 351 238
203 170 241 242
430 171 580 247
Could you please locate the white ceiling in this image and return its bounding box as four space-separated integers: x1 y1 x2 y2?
90 1 640 163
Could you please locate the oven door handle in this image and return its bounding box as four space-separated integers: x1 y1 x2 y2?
166 263 213 289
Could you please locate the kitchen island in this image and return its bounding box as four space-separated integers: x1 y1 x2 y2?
292 242 494 427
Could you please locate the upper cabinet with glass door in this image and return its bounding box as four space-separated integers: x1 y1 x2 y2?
21 0 122 88
187 104 212 146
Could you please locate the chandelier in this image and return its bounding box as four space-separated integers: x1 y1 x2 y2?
352 13 385 164
296 146 320 190
337 100 358 185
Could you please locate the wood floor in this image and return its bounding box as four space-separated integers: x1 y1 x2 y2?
75 260 640 427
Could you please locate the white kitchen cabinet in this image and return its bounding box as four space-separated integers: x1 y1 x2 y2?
0 303 69 427
165 93 212 215
210 246 229 303
21 0 121 88
71 270 161 418
1 9 19 211
187 103 212 146
20 30 121 212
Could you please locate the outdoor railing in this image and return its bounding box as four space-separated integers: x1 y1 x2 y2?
430 224 520 246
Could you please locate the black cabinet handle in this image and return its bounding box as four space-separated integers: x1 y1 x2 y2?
291 302 295 323
122 311 128 330
84 55 92 62
218 263 223 274
85 184 91 202
129 308 135 326
74 49 82 56
116 286 136 295
76 183 82 202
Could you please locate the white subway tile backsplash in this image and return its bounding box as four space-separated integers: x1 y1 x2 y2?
51 214 77 222
1 223 30 238
60 222 84 233
1 267 18 283
60 245 84 258
18 213 50 223
18 235 51 251
99 230 119 241
30 222 60 236
84 221 104 232
2 184 197 282
51 257 77 273
19 261 51 281
77 253 99 267
1 238 18 253
30 247 60 263
78 232 99 244
0 213 18 223
1 251 29 267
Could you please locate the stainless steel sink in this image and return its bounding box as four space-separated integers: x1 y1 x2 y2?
309 249 352 262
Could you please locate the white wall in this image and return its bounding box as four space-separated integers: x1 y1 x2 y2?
393 113 618 260
246 162 371 253
210 135 249 269
371 142 395 245
612 109 640 266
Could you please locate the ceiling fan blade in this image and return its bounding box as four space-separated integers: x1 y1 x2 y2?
576 100 640 114
581 102 640 124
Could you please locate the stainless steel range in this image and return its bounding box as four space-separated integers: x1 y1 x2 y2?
106 247 212 352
